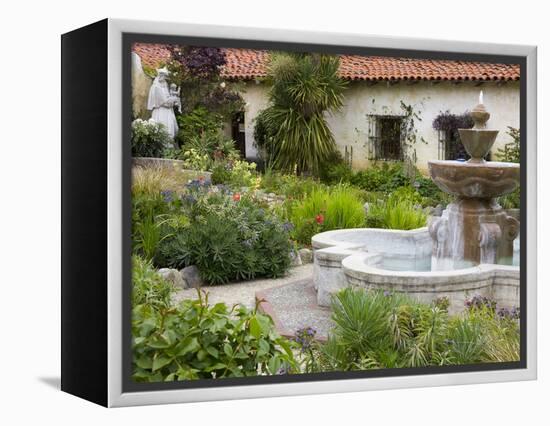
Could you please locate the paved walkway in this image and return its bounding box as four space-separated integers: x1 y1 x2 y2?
257 280 333 341
173 264 333 340
173 264 314 309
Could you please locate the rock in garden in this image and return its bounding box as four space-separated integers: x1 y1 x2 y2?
180 265 204 288
158 268 187 289
289 250 303 267
298 248 313 264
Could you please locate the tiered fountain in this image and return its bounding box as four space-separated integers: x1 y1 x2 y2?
312 92 521 313
428 92 520 270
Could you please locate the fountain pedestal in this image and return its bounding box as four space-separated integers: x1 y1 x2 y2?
428 98 520 271
430 198 519 270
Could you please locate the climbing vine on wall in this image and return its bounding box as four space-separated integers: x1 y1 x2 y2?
365 98 428 179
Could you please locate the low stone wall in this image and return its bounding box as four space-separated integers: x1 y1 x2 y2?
342 253 518 314
132 157 212 179
313 227 431 305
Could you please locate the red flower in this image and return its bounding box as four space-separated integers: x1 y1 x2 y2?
315 214 324 225
233 193 241 202
198 176 205 182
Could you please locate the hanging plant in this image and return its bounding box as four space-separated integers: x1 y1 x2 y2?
432 111 474 132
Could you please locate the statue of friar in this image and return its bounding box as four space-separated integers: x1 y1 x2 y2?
147 67 179 142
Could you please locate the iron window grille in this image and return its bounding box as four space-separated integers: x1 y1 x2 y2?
367 114 405 161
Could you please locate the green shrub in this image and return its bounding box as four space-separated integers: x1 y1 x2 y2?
132 292 297 382
324 186 366 230
413 175 452 207
210 162 232 185
351 162 410 193
131 119 172 158
260 170 325 200
211 159 258 188
289 185 365 245
176 106 224 147
132 255 174 310
366 193 427 230
157 193 292 285
320 161 354 185
498 187 520 209
496 126 520 163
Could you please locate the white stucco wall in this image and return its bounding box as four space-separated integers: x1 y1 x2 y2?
239 81 270 160
239 80 520 173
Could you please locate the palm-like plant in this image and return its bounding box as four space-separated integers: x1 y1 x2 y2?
257 53 346 175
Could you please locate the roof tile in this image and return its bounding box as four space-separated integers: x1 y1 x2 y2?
132 43 519 82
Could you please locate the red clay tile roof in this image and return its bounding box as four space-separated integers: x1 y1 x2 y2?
132 43 520 82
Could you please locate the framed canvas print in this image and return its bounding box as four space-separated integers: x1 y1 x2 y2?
61 18 537 407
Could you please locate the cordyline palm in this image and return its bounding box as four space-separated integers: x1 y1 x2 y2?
261 53 346 175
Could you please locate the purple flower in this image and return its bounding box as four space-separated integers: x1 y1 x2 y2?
282 222 294 232
161 190 174 203
181 194 197 204
294 327 317 351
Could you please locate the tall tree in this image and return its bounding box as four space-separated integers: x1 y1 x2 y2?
256 53 346 175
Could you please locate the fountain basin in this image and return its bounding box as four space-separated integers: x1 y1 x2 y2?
428 160 520 198
312 227 519 314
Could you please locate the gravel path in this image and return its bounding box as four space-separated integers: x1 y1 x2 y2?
173 264 313 309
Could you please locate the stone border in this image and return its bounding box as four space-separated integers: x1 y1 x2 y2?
342 252 519 314
312 227 430 251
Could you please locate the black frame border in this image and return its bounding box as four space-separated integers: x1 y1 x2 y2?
121 31 528 394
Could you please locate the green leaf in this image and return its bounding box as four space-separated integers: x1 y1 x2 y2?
278 338 293 357
152 355 172 371
177 337 200 356
197 349 208 362
205 362 227 372
148 337 170 349
257 338 270 358
135 355 153 370
249 316 262 339
223 343 233 358
268 356 281 374
205 346 219 359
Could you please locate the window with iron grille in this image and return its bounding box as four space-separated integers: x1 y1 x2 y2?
437 129 468 160
367 115 404 161
437 129 491 161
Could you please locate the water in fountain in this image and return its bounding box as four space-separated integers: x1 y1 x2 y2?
428 93 520 271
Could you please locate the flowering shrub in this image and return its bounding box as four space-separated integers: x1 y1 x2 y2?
131 119 172 158
156 186 292 285
465 295 497 312
211 158 258 188
289 185 365 245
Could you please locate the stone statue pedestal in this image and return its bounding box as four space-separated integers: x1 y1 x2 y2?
429 198 519 271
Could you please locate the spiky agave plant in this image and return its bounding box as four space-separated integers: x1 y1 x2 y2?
259 52 346 176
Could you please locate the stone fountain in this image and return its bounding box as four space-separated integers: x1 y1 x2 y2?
311 92 520 313
428 93 520 270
